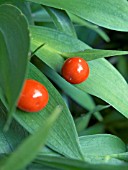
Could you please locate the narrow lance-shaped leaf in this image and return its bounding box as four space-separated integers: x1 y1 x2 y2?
1 106 62 170
61 49 128 61
28 0 128 31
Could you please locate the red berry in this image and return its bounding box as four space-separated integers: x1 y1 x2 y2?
17 79 49 112
61 57 90 84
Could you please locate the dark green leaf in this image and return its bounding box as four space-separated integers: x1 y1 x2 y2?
0 0 33 24
79 123 105 136
75 105 109 133
44 7 77 37
35 155 128 170
69 13 110 42
75 113 91 133
0 4 30 115
0 106 28 154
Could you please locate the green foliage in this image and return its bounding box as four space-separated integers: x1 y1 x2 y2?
0 4 30 124
14 64 83 159
0 0 128 170
28 0 128 31
0 106 62 170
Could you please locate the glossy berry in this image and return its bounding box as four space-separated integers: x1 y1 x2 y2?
17 79 49 112
61 57 89 84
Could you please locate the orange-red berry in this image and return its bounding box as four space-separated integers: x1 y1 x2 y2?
17 79 49 112
61 57 89 84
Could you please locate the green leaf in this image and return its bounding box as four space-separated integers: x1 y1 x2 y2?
1 106 61 170
44 6 77 37
32 5 106 44
0 105 28 154
80 134 126 157
61 49 128 61
36 155 128 170
30 26 128 118
75 113 91 133
75 105 109 133
28 163 58 170
14 63 83 159
79 123 105 136
28 0 128 31
79 134 126 164
0 4 30 114
0 100 61 157
30 26 90 56
69 13 110 42
117 56 128 79
111 152 128 162
32 7 52 22
76 58 128 118
0 0 33 24
32 57 102 121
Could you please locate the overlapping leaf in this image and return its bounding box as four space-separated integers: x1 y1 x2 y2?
30 26 128 118
1 106 61 170
28 0 128 31
14 63 83 159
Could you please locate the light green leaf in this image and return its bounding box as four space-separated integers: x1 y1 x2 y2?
79 134 126 164
61 49 128 61
32 7 51 22
30 26 90 56
76 58 128 118
14 63 83 159
111 152 128 162
28 0 128 31
0 4 30 114
80 134 126 157
1 106 61 170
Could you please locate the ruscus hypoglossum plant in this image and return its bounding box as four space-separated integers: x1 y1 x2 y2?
0 1 128 170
